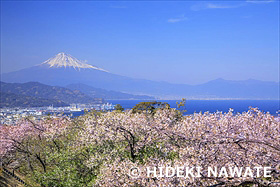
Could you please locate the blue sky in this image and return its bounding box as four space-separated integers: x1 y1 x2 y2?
1 0 279 85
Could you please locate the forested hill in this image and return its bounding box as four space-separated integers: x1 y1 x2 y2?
0 92 67 108
0 81 102 105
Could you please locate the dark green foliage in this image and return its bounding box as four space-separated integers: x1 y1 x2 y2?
115 104 124 112
0 91 67 108
0 81 103 105
175 98 187 120
34 147 100 187
176 98 186 109
132 101 170 114
136 142 179 164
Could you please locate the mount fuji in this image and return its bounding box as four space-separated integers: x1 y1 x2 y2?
41 52 108 71
1 52 176 96
1 52 130 90
1 53 279 99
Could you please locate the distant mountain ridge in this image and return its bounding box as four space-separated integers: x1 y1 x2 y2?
1 53 279 100
0 81 103 105
66 83 155 100
191 78 279 99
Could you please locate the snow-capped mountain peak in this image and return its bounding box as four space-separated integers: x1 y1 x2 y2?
41 52 107 71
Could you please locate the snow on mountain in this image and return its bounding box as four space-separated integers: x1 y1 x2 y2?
1 52 279 99
41 52 108 72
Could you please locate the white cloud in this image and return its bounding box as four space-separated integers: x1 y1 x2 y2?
246 0 275 3
207 4 238 9
191 3 242 11
167 15 188 23
191 0 274 11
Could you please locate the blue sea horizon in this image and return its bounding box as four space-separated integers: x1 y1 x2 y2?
69 100 279 117
107 99 280 115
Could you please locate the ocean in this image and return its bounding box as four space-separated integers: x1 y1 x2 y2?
107 100 280 115
69 100 279 117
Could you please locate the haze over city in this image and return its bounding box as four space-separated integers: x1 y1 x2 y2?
1 0 279 85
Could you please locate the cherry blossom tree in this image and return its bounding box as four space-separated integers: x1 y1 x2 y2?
1 107 279 186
